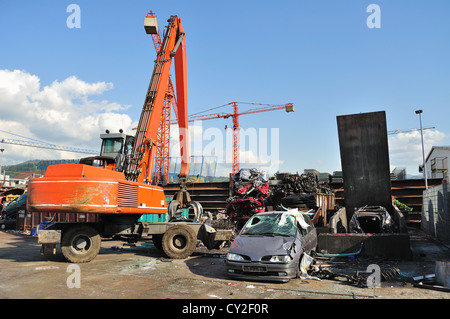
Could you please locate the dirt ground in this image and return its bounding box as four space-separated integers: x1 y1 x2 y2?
0 227 449 303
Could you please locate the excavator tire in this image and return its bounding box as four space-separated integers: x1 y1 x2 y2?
161 225 197 259
61 225 101 263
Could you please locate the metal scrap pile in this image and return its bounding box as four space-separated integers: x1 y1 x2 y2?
265 172 331 211
226 170 334 228
309 264 402 288
226 169 270 226
274 172 332 196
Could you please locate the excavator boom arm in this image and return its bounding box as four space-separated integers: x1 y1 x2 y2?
126 15 189 183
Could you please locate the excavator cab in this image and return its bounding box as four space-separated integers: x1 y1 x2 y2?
99 130 134 172
79 130 134 172
100 130 134 158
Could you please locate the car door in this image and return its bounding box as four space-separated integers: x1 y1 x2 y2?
301 215 317 254
4 197 19 218
298 221 310 254
5 194 25 219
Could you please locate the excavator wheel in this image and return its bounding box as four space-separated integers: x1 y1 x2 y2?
61 225 101 263
161 225 197 259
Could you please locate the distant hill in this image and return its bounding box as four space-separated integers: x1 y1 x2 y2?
3 160 41 177
3 160 230 181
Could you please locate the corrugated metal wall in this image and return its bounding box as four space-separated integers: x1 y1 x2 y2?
421 183 450 245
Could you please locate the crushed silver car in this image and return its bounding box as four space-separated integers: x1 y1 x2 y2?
225 209 317 283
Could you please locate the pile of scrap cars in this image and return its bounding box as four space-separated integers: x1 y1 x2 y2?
225 169 329 228
222 168 413 285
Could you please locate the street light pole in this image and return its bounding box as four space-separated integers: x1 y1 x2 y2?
415 110 428 190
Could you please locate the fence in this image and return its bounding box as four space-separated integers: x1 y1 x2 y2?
421 183 450 245
166 156 218 183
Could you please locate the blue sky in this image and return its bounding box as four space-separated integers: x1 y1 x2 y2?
0 0 449 177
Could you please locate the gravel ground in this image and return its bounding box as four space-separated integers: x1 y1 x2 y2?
0 228 448 304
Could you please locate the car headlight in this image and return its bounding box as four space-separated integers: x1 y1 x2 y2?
227 253 245 262
269 255 293 263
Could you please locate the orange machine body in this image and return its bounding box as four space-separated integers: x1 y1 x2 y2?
27 164 166 215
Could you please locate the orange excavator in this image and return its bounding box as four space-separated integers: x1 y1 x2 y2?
27 12 227 263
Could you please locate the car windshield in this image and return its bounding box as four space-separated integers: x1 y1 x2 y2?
240 213 297 237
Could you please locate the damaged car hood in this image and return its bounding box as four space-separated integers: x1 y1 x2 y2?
230 235 299 261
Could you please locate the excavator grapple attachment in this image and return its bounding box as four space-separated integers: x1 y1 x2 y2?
144 11 158 34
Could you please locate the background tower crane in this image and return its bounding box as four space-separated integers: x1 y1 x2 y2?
148 11 294 179
387 126 435 135
0 136 98 155
173 102 294 174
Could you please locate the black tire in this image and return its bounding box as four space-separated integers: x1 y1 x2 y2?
61 225 101 263
161 225 197 259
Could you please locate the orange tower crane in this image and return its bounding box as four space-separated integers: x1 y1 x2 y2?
173 102 294 174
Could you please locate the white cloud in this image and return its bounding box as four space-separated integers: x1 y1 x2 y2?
388 129 447 175
168 122 282 177
169 123 204 159
0 69 134 165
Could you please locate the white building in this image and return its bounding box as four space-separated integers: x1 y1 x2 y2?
0 174 11 188
422 146 450 181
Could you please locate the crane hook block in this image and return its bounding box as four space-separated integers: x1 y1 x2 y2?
144 12 159 35
285 103 295 112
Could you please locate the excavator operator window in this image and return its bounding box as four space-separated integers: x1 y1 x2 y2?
103 138 123 154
